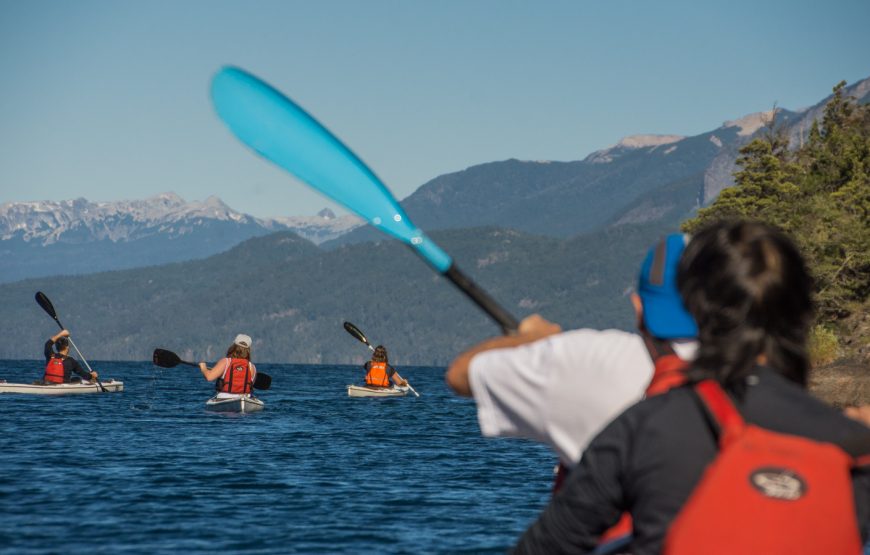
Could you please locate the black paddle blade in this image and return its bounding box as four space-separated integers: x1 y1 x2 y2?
343 321 370 346
35 291 59 320
253 372 271 390
152 348 182 368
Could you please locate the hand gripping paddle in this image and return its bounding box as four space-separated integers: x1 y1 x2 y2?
152 348 271 390
211 66 518 334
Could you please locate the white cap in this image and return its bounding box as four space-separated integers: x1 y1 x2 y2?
234 334 252 348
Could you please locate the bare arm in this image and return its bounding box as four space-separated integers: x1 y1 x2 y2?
846 406 870 428
445 314 561 396
51 329 70 343
199 358 228 382
390 366 408 386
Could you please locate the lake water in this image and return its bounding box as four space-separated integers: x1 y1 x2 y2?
0 360 553 554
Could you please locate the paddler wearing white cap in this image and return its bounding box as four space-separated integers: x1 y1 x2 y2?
198 334 258 396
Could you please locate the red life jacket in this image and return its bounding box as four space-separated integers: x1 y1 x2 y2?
218 358 253 394
44 356 66 384
662 379 867 555
365 361 391 387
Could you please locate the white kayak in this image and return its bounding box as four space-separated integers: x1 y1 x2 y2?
0 379 124 395
205 394 265 413
347 384 410 398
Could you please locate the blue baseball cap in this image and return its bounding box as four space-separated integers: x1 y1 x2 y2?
637 233 697 339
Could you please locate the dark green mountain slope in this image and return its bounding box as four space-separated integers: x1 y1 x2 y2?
0 223 672 365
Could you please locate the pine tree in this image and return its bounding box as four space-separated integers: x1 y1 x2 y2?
682 81 870 321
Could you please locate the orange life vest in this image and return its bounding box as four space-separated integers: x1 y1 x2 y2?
365 361 391 387
218 358 253 394
663 380 866 555
44 356 66 384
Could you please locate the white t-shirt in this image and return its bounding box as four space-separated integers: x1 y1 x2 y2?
468 328 695 468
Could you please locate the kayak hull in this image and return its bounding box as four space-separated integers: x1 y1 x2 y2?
347 384 409 398
0 379 123 395
205 394 264 413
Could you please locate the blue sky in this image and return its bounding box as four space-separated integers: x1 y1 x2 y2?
1 0 868 218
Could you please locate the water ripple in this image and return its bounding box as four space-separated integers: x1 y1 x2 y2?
0 361 552 553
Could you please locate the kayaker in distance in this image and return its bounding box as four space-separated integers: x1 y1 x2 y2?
43 329 98 384
364 345 408 388
199 334 257 395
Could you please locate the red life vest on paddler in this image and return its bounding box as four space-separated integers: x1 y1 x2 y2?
365 361 391 387
44 356 66 384
218 358 253 394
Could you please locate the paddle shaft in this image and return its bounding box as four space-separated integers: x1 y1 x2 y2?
66 337 96 376
445 265 518 335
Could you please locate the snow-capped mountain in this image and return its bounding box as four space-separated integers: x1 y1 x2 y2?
0 193 361 283
0 193 359 245
272 208 362 245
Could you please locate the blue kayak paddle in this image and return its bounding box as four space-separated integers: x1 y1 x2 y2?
210 66 518 334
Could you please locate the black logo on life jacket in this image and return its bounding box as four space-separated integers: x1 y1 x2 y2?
748 467 806 500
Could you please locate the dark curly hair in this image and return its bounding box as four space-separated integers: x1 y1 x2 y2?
678 220 813 389
372 345 388 363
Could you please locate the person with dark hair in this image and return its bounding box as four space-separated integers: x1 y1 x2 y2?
364 345 408 388
514 220 870 554
43 329 98 384
199 334 258 395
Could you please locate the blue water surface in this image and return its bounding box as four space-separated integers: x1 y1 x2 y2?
0 360 553 554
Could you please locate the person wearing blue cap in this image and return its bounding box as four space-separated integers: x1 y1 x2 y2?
514 221 870 554
445 233 698 494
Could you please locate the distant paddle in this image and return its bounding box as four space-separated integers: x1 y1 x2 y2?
211 67 518 334
343 322 375 352
152 348 198 368
35 291 106 392
343 321 419 397
152 348 271 390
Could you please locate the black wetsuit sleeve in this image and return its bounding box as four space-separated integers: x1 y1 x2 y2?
44 340 54 362
514 416 632 554
387 364 396 377
853 467 870 543
363 362 371 372
67 358 90 380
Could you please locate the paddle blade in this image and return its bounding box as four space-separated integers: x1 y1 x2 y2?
343 321 371 347
210 66 452 272
35 291 59 320
152 348 182 368
253 372 272 390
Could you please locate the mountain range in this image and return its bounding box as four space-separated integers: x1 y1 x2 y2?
0 193 359 283
1 76 867 363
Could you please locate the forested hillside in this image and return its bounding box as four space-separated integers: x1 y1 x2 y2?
0 222 671 364
684 82 870 368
